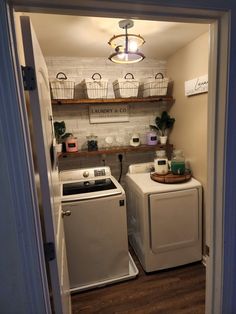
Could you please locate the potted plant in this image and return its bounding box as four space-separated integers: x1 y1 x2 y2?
150 111 175 144
54 121 73 152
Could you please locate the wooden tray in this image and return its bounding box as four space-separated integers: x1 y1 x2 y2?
150 171 192 184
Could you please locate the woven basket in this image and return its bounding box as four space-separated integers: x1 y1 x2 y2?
83 73 108 99
50 72 75 99
142 73 169 97
113 73 139 98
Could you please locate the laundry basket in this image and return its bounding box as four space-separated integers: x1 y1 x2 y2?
142 73 169 97
83 73 108 99
113 73 139 98
50 72 75 99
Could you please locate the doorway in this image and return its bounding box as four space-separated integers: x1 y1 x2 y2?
3 1 229 312
17 13 209 312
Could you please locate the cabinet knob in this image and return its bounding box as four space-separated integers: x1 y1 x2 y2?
83 171 89 178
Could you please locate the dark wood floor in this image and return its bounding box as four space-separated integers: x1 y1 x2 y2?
71 249 205 314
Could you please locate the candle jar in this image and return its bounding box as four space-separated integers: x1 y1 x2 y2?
146 131 158 145
65 136 78 152
87 135 98 151
130 133 140 147
171 150 185 175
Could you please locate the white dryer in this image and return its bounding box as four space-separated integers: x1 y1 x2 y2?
126 162 202 272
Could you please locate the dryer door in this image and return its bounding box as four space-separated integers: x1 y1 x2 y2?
149 188 200 253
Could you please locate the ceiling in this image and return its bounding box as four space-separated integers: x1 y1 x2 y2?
22 13 209 59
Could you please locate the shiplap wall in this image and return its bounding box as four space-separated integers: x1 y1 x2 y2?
47 57 170 183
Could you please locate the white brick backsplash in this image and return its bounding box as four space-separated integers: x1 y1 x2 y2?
50 56 169 178
58 150 156 187
53 113 163 149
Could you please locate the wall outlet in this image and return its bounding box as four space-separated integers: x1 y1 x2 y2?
117 153 124 162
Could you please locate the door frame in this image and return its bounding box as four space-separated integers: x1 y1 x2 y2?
1 0 233 313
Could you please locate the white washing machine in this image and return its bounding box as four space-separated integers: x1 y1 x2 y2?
126 162 202 272
60 166 138 292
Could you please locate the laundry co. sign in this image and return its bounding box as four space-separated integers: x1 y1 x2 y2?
184 74 208 96
89 104 129 123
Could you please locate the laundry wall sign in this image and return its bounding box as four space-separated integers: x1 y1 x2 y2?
184 75 208 96
89 104 129 123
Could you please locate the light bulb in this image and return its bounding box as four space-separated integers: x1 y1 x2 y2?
129 41 138 52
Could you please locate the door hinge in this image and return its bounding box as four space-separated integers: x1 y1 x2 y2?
119 199 125 206
21 65 36 91
205 245 210 257
44 242 56 262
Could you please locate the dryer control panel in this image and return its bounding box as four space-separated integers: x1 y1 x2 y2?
128 162 154 174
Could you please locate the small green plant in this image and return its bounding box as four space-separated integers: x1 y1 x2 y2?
54 121 73 143
150 111 175 136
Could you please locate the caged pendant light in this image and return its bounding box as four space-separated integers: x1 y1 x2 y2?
108 19 145 64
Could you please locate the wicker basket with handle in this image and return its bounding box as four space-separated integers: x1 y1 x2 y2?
142 72 169 97
50 72 75 99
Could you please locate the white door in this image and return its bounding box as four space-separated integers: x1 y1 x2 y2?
20 16 71 314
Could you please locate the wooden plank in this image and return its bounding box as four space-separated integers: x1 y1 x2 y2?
150 171 192 183
52 96 174 105
58 144 173 159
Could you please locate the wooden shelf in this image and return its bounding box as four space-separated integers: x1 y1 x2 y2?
52 96 174 105
58 144 173 159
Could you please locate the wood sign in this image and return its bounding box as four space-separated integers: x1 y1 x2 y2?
89 104 129 123
184 74 208 96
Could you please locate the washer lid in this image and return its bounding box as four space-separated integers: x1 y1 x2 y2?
61 175 124 202
126 172 201 194
63 178 117 196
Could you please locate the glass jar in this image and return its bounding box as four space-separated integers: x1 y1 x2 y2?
155 150 166 158
171 150 185 175
87 135 98 151
154 150 169 174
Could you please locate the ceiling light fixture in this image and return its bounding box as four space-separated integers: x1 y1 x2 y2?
108 19 145 64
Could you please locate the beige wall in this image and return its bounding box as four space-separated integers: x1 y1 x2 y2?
167 31 209 251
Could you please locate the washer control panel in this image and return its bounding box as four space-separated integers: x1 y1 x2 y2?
94 169 106 177
60 167 111 181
